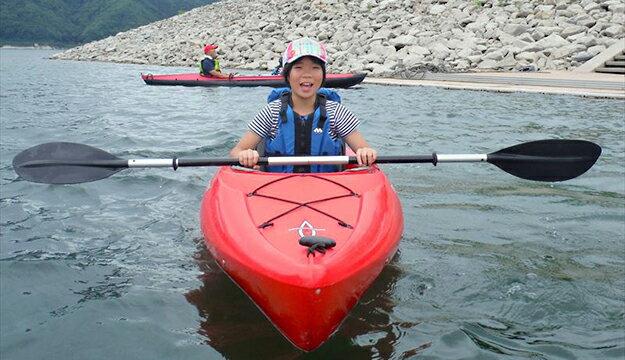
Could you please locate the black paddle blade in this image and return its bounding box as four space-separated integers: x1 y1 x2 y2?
13 142 126 184
487 139 601 182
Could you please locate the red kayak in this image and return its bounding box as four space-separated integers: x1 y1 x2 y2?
199 164 403 351
141 72 366 88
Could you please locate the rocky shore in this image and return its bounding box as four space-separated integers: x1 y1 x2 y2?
51 0 624 77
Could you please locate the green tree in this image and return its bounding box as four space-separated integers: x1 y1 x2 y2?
0 0 217 47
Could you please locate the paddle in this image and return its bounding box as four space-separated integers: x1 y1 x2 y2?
12 140 601 184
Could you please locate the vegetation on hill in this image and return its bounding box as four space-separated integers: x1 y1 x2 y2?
0 0 217 47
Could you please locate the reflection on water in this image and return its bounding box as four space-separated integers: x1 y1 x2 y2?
184 241 297 359
184 241 433 360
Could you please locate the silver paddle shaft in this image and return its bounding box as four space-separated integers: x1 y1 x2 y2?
126 154 489 168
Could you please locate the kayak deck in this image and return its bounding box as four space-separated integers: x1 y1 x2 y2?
200 165 403 350
142 72 366 88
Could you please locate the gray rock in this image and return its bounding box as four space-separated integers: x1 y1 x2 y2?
466 54 483 64
429 4 447 15
516 8 533 18
483 48 507 61
369 62 395 76
583 2 601 12
587 45 607 56
516 51 539 62
535 10 555 19
531 31 546 41
561 25 588 38
360 0 378 11
497 52 518 68
406 45 431 55
568 4 584 12
517 33 535 43
477 58 499 69
390 35 418 47
534 33 570 49
370 44 397 57
402 54 426 68
603 25 624 37
536 5 555 11
551 44 585 59
572 51 593 62
572 35 598 47
371 28 393 41
609 4 625 13
502 24 529 36
430 43 451 59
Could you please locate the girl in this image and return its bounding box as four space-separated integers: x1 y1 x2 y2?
230 37 376 172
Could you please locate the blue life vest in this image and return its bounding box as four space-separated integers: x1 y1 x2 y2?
263 88 344 173
270 66 282 75
199 57 220 75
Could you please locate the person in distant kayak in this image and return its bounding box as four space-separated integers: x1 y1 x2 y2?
199 44 234 79
271 57 283 75
230 37 377 172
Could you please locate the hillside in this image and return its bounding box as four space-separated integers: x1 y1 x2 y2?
51 0 623 74
0 0 218 47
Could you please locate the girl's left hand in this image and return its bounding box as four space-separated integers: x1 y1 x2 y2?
356 147 377 166
238 149 259 168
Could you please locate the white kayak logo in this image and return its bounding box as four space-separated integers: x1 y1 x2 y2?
289 220 325 238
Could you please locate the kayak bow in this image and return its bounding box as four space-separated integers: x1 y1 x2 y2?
200 165 403 350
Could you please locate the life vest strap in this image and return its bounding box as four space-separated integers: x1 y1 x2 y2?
279 92 328 127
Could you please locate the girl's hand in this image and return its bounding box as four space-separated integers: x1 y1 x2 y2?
356 147 377 166
238 149 259 168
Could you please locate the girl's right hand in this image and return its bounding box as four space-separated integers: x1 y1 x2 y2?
238 149 259 168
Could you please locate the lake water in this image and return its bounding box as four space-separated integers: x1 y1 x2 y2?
1 49 623 360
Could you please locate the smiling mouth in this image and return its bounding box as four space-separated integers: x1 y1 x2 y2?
300 82 314 90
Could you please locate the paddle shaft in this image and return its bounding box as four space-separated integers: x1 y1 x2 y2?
177 154 482 167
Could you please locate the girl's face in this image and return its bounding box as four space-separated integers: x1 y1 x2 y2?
287 57 323 100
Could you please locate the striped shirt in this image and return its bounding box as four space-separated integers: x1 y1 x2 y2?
248 100 360 140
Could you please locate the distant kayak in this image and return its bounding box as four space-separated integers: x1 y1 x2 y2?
141 72 366 88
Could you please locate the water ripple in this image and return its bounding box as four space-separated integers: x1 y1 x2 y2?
1 49 623 360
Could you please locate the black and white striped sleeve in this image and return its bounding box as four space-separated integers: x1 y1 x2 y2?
327 101 360 138
248 100 281 138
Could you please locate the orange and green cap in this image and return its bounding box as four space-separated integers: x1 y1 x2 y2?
282 38 328 66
